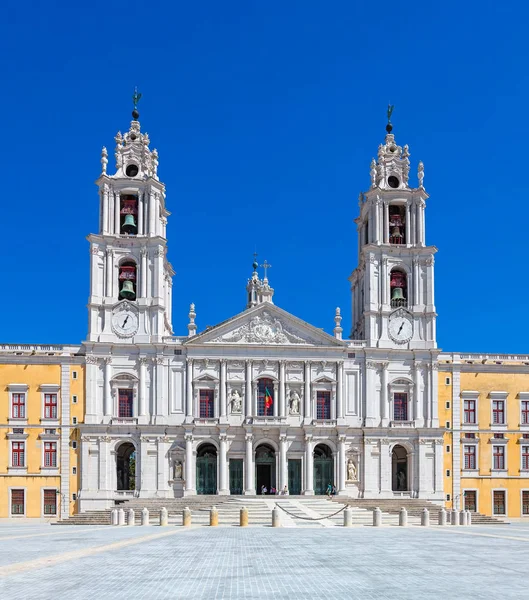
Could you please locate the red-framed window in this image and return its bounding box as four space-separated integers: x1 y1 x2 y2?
316 391 331 420
493 445 505 470
523 491 529 516
12 393 26 419
522 446 529 471
493 490 506 515
12 442 25 467
464 445 476 470
44 394 57 419
43 489 57 515
393 393 408 421
464 490 477 512
199 389 214 418
44 442 57 468
463 400 476 424
492 400 505 425
521 401 529 425
11 489 24 515
118 389 133 418
257 378 274 416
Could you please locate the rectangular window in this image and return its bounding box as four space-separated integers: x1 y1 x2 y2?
72 417 77 425
44 394 58 419
43 490 57 515
464 445 476 469
44 442 57 468
493 445 505 470
72 395 78 404
522 401 529 425
446 445 451 453
72 371 78 379
523 491 529 516
465 432 476 439
118 389 133 418
463 399 476 424
72 493 77 501
72 466 77 475
446 421 450 429
257 379 274 416
393 393 408 421
445 401 450 409
11 489 24 515
72 441 77 450
199 389 214 418
446 494 451 502
445 377 451 385
12 442 25 467
464 490 477 512
12 393 26 419
492 400 505 425
316 391 331 420
493 490 506 515
446 469 451 477
522 446 529 471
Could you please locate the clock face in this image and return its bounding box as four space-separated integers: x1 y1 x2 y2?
112 309 139 338
388 312 413 344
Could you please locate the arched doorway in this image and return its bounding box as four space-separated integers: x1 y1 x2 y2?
392 445 408 491
116 442 136 491
313 444 333 495
255 444 276 493
196 444 217 495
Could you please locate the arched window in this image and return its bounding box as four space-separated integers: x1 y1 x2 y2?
120 194 138 235
390 269 407 308
389 205 405 244
257 378 274 416
119 261 137 300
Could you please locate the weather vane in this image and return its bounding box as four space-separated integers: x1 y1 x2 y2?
386 104 394 133
132 87 142 120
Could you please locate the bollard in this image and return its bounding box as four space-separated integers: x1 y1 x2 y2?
438 508 447 526
399 507 408 527
343 506 352 527
373 507 382 527
421 508 430 527
466 510 472 526
111 509 118 526
451 510 459 526
459 510 466 526
141 507 149 526
183 506 192 527
128 508 135 526
210 506 219 527
272 506 281 527
240 507 248 527
159 507 168 527
117 508 125 526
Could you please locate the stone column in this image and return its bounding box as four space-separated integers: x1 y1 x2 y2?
384 201 389 244
273 382 278 417
380 439 391 494
279 435 288 490
245 360 252 417
304 436 314 495
104 358 112 417
137 192 144 235
279 361 286 417
381 362 389 424
405 204 411 244
185 434 195 494
304 361 311 419
105 250 113 297
140 248 147 298
338 436 346 493
220 360 227 418
155 358 165 418
425 364 432 425
431 363 439 427
219 434 228 494
139 358 147 416
245 434 255 494
336 361 344 419
148 191 156 236
186 359 193 418
414 361 423 424
81 437 91 491
114 192 120 234
102 187 109 234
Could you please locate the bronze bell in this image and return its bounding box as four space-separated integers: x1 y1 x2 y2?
122 214 137 234
391 287 405 300
391 226 402 238
120 280 136 300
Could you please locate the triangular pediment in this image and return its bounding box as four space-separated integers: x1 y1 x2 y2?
186 303 345 347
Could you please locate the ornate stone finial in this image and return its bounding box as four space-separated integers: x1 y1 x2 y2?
370 158 377 188
333 307 343 340
386 104 394 133
252 252 258 272
187 303 197 337
418 161 424 188
132 87 142 121
152 149 159 177
260 260 272 280
101 146 108 175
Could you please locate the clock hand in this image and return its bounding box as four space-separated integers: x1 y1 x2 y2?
398 323 404 334
122 316 129 328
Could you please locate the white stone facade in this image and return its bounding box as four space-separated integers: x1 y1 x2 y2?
79 115 444 512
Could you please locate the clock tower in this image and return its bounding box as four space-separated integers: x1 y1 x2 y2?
349 118 437 350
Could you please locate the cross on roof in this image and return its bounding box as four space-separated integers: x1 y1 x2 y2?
260 260 272 279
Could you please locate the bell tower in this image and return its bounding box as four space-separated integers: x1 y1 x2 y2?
87 93 174 344
349 110 437 349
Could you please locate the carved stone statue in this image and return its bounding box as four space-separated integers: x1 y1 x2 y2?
173 460 182 480
289 390 300 415
347 458 357 482
230 389 242 414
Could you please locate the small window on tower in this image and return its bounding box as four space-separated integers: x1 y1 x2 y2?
119 261 137 301
389 205 406 244
125 164 139 177
120 194 138 235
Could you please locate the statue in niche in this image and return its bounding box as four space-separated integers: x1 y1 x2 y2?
289 390 300 415
230 389 242 414
347 458 357 482
173 460 182 480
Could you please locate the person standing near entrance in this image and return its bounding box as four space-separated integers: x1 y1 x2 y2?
326 483 332 497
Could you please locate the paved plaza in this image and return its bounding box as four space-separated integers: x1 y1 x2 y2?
0 521 527 599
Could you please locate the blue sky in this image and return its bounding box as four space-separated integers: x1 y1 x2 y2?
0 1 526 353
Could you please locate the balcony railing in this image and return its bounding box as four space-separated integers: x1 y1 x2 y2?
390 298 408 308
111 417 138 425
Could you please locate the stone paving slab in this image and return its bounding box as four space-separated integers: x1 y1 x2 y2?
0 524 527 599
